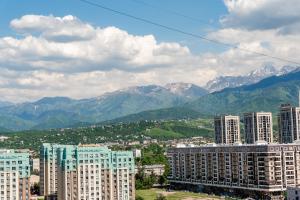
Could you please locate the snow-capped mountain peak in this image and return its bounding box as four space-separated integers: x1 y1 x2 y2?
248 65 277 77
165 82 193 94
205 65 299 92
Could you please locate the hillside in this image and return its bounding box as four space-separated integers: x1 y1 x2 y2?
0 119 214 152
0 83 207 131
114 70 300 122
186 70 300 115
104 107 205 124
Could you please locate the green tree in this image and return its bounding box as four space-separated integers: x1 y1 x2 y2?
135 195 144 200
156 194 167 200
158 175 167 186
30 182 40 195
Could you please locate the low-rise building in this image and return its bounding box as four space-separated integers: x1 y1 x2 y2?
0 136 9 142
30 158 40 173
143 164 165 176
133 149 142 158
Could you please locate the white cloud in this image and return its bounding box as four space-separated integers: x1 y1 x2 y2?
0 14 220 102
221 0 300 33
4 15 194 73
1 11 300 102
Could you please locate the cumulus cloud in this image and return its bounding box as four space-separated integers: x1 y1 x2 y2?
1 11 300 102
1 14 219 102
221 0 300 33
4 14 194 73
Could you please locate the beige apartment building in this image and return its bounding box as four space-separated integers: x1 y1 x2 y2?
244 112 273 144
167 143 300 199
214 115 240 144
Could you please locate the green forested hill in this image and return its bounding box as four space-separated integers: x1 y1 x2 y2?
0 119 213 153
185 70 300 115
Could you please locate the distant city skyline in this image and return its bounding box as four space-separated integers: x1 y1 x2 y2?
1 0 300 102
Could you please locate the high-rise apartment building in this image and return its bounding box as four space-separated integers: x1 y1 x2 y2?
214 115 240 144
0 149 31 200
40 143 66 199
40 143 135 200
167 143 300 199
244 112 273 144
278 104 300 143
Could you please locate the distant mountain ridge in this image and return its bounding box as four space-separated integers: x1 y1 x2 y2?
0 83 207 131
205 65 299 92
188 70 300 116
1 65 300 131
111 70 300 123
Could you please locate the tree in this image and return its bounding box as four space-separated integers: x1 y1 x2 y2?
156 194 167 200
135 195 144 200
158 175 167 186
30 182 40 195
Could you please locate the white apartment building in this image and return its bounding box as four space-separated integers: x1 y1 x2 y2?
214 115 240 144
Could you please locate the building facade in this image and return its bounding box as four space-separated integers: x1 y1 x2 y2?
40 143 135 200
167 143 300 199
244 112 273 144
214 115 240 144
142 164 165 176
0 149 31 200
278 104 300 143
287 187 300 200
40 143 66 198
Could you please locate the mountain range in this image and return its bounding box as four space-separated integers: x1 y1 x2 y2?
0 83 207 131
113 69 300 123
205 65 299 92
1 65 300 131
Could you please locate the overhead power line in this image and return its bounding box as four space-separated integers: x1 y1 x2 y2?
129 0 214 26
79 0 300 66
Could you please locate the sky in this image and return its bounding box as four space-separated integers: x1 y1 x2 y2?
1 0 300 102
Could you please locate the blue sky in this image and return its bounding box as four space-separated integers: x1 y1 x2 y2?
0 0 227 53
0 0 300 102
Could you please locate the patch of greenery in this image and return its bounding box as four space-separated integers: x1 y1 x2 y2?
0 119 213 154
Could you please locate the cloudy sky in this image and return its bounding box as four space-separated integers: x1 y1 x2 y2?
0 0 300 102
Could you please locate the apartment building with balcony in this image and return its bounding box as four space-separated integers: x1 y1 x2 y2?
40 143 135 200
0 149 31 200
167 143 300 199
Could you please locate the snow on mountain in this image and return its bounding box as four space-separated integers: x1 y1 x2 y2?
165 82 208 98
205 65 299 92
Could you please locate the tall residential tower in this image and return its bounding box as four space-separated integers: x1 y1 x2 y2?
278 104 300 143
244 112 273 144
214 115 240 144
